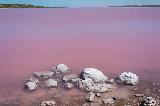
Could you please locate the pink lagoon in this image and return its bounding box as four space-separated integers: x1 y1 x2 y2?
0 8 160 106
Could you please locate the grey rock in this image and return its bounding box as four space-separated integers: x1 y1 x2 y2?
103 97 116 104
70 78 82 83
82 102 101 106
157 89 160 93
140 97 157 106
77 78 95 89
45 79 58 87
62 74 78 82
152 82 160 86
135 94 144 97
25 81 38 91
64 83 74 89
40 100 56 106
26 77 39 84
51 64 71 74
96 93 101 97
77 78 115 93
132 87 138 91
33 71 54 79
85 92 95 102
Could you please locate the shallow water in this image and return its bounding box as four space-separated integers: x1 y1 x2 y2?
0 8 160 92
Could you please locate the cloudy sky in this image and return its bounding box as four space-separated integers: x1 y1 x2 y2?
0 0 160 7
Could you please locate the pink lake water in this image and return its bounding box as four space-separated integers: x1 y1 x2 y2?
0 8 160 92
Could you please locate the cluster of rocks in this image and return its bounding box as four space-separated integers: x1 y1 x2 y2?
76 68 116 93
25 64 71 91
85 91 116 104
24 64 158 106
84 92 157 106
139 97 157 106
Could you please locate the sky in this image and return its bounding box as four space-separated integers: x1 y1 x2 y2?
0 0 160 7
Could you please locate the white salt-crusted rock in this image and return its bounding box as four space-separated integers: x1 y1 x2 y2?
86 83 115 93
45 79 57 87
26 77 39 84
85 92 95 102
96 93 101 97
108 79 115 83
77 78 95 89
51 64 71 74
103 97 116 104
40 100 56 106
64 83 74 89
140 97 157 106
63 74 78 82
33 71 54 79
77 78 115 93
118 72 139 85
25 81 38 91
70 78 82 83
82 68 108 83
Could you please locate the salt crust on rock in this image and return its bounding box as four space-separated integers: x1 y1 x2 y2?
118 72 139 85
26 77 39 84
25 81 38 91
82 68 108 83
85 92 95 102
45 79 58 87
77 78 115 93
51 64 71 74
140 97 157 106
33 71 54 79
40 100 56 106
63 74 78 82
103 97 116 104
64 83 74 89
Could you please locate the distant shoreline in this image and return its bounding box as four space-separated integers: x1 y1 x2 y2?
1 4 160 8
0 4 66 8
109 5 160 7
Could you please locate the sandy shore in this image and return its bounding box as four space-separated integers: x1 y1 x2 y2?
0 79 159 106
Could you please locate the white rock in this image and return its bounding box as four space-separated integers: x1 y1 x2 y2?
135 94 144 97
33 71 54 79
85 92 95 102
26 77 39 84
52 64 71 74
118 72 139 85
70 78 82 83
81 68 108 83
25 81 38 91
108 79 115 83
77 78 115 93
77 78 95 89
40 100 56 106
96 93 101 97
63 74 78 82
140 97 157 106
103 97 116 104
45 79 57 87
86 83 115 93
64 83 74 89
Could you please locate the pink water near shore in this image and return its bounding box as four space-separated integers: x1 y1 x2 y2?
0 8 160 91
